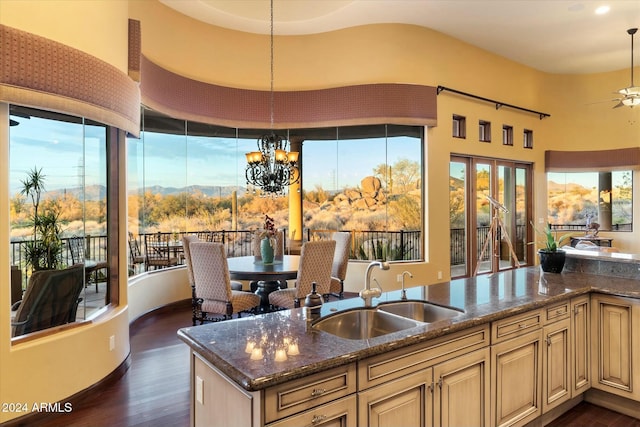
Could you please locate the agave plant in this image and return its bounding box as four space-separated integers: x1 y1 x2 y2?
530 222 572 252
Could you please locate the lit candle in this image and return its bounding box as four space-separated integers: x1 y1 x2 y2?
287 342 300 356
274 348 288 362
250 346 263 360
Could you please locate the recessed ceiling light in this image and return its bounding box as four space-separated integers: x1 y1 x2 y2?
595 5 610 15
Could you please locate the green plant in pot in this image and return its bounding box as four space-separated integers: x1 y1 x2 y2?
21 167 63 271
530 222 572 273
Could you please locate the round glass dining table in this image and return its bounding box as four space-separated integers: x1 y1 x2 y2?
226 255 300 312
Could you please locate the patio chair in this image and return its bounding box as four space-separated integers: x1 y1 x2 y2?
128 232 145 274
11 264 85 337
189 242 261 324
269 240 336 309
144 232 180 270
328 232 351 300
68 235 108 292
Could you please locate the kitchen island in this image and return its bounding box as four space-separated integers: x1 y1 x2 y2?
178 252 640 427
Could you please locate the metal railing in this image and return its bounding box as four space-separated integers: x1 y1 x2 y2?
307 229 422 261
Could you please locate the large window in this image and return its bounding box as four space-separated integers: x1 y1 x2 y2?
127 110 424 265
302 125 423 261
9 105 111 337
547 171 633 230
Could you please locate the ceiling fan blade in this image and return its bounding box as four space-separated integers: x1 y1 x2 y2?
613 100 625 108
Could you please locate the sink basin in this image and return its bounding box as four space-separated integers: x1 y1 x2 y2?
312 308 419 340
377 300 463 323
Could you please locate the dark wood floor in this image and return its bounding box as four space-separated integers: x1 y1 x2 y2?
18 301 640 427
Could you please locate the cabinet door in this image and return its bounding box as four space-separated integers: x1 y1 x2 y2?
433 347 490 427
571 295 590 396
267 395 357 427
491 329 543 427
358 368 432 427
543 318 571 413
193 353 259 427
591 294 640 400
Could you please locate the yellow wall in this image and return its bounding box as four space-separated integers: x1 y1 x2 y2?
1 1 639 421
0 0 129 72
0 1 132 423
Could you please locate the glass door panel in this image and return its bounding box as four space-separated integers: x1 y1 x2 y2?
450 160 467 278
475 163 492 275
515 167 528 266
497 164 515 271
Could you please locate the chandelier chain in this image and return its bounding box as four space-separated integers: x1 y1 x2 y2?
270 0 275 129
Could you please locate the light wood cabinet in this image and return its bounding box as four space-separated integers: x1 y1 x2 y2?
433 347 490 427
358 347 490 427
192 352 260 427
358 326 490 427
542 316 571 412
358 368 432 427
591 294 640 400
571 295 590 396
491 316 543 427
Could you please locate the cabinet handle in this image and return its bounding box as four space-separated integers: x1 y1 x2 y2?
546 336 552 346
556 309 564 315
310 388 326 398
427 382 434 393
519 323 526 329
438 377 443 389
311 414 327 424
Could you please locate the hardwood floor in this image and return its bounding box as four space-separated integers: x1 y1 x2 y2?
31 302 193 427
15 300 640 427
546 401 640 427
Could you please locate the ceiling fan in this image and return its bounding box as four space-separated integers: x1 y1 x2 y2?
613 28 640 108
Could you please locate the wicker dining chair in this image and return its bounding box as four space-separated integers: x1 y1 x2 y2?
328 232 352 300
268 240 336 309
189 242 261 324
183 236 244 325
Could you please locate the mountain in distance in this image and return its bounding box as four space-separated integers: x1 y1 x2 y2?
130 185 248 198
44 185 106 201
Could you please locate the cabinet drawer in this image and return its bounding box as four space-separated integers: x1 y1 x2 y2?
544 301 570 324
358 324 489 390
266 394 357 427
491 309 542 344
264 363 356 423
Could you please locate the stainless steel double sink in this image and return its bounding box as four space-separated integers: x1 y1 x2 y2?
311 300 463 340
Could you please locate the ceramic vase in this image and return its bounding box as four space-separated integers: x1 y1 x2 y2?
260 237 274 264
538 249 565 273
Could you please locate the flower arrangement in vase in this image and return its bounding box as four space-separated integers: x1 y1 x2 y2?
259 215 276 263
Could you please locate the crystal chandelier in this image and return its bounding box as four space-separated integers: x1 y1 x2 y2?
245 0 300 196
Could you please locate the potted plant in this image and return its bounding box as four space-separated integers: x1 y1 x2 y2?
530 222 572 273
20 167 63 271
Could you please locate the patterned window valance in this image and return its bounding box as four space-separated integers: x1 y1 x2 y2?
545 148 640 172
140 55 437 129
0 24 140 136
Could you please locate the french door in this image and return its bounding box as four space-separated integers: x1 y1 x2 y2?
450 156 532 278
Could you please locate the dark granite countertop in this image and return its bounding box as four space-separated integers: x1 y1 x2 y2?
177 265 640 392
